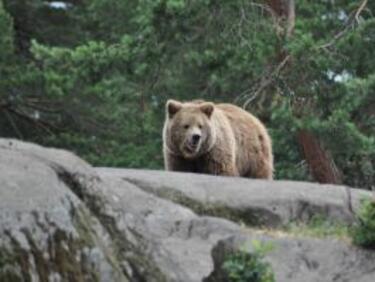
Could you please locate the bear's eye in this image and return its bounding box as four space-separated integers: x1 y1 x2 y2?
198 124 203 129
183 124 189 129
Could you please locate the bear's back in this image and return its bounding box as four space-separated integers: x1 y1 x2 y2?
215 103 273 177
215 103 265 133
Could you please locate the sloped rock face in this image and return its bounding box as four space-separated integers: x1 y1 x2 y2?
0 138 374 282
0 140 127 281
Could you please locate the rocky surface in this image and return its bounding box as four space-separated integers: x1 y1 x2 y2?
0 138 374 282
100 168 370 227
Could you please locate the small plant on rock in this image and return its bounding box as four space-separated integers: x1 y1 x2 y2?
222 240 275 282
352 198 375 248
285 214 350 239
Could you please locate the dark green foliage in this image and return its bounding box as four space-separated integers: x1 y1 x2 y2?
0 0 374 188
222 241 275 282
352 199 375 248
0 1 13 61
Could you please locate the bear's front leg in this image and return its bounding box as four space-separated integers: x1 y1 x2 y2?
164 152 195 172
204 154 239 176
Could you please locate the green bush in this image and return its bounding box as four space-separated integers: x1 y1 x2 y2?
222 241 275 282
352 198 375 248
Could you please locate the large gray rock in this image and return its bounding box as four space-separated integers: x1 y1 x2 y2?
97 168 372 227
0 139 167 282
0 140 127 281
0 139 374 282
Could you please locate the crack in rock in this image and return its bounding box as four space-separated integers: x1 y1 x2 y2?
54 168 167 282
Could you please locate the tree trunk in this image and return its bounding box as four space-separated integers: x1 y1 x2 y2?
265 0 295 37
297 130 342 184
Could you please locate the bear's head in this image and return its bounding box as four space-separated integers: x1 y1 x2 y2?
164 99 216 159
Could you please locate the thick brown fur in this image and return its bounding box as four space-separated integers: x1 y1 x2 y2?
163 99 274 179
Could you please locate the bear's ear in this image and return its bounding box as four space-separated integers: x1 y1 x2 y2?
199 102 214 118
166 99 183 118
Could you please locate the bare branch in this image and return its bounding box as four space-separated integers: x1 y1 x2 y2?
318 0 369 50
248 2 283 34
3 110 24 139
6 107 57 134
286 0 295 38
242 55 291 109
355 0 368 23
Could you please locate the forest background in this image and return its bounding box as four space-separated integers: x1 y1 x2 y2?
0 0 374 190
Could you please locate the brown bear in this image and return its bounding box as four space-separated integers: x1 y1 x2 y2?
162 99 274 179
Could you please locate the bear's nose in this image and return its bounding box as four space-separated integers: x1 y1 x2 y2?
192 134 201 145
